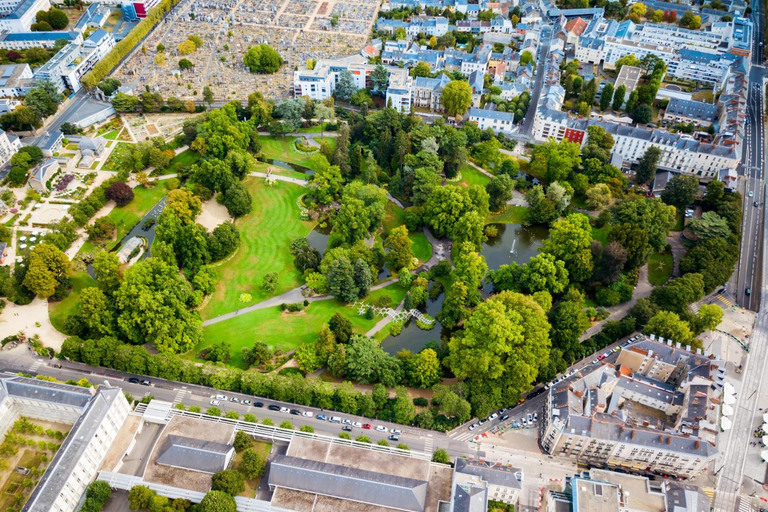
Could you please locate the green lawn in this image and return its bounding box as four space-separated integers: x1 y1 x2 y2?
199 178 314 320
258 136 336 169
98 129 119 140
672 210 685 232
648 251 674 286
200 283 408 366
49 271 96 332
253 160 307 180
591 225 611 245
458 163 491 188
78 184 167 255
382 202 432 263
297 123 332 134
488 205 527 224
101 142 134 172
233 439 272 497
165 149 200 176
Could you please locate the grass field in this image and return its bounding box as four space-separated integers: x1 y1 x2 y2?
259 136 336 169
78 184 167 255
49 271 97 332
458 163 491 188
199 283 409 366
648 251 674 286
199 179 314 320
591 225 611 245
165 149 200 175
382 202 432 263
488 205 527 224
297 123 332 134
253 160 307 180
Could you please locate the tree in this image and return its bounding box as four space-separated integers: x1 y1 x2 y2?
593 241 628 284
520 50 534 66
106 182 134 206
542 213 593 283
600 82 614 111
690 304 723 334
371 63 389 94
329 312 352 344
233 430 251 452
631 104 653 124
645 311 694 345
326 257 358 302
25 81 61 120
612 84 627 110
486 173 515 212
452 242 488 305
385 225 413 271
334 197 370 245
222 182 252 217
612 198 675 251
661 174 699 208
440 280 468 328
93 250 122 295
441 80 473 116
24 243 71 299
680 236 738 293
585 183 612 210
609 223 650 269
178 58 194 69
112 92 139 112
241 448 265 479
203 86 214 105
345 335 388 384
432 449 450 464
243 44 283 73
211 470 245 495
261 272 278 293
200 491 236 512
97 78 121 96
128 486 154 510
524 186 557 225
703 180 725 208
392 386 416 423
405 349 441 388
614 54 640 73
413 61 432 77
520 253 569 294
242 342 272 367
530 139 582 184
294 343 320 373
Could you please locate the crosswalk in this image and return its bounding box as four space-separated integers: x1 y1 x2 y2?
449 429 481 443
172 388 187 404
701 487 715 504
717 294 733 307
423 435 433 454
737 496 755 512
29 360 43 373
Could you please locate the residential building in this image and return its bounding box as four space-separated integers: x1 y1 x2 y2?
33 29 115 93
407 16 450 37
73 3 111 33
37 129 63 157
468 107 517 134
563 16 588 45
0 127 18 167
574 35 604 63
451 459 523 508
122 0 160 18
461 44 492 75
28 158 58 191
412 74 451 111
0 63 33 98
0 374 131 512
534 107 588 144
0 30 82 49
540 338 723 478
663 98 718 127
0 0 51 32
614 65 642 95
386 67 413 113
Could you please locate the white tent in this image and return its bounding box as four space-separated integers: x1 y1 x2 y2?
724 382 736 396
722 404 734 416
762 450 768 463
763 436 768 447
763 413 768 423
762 423 768 432
721 416 732 430
724 394 736 405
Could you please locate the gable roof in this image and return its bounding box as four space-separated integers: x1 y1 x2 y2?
156 435 233 474
269 454 428 512
564 16 588 36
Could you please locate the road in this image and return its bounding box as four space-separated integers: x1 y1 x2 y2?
520 24 553 138
0 346 470 457
25 90 112 146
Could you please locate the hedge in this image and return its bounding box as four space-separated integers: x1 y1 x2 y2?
80 0 185 90
69 170 128 227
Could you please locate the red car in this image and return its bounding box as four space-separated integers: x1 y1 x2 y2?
362 423 372 429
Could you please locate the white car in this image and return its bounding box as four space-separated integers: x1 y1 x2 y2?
215 394 227 400
279 407 290 413
210 400 220 406
749 191 754 197
488 413 498 421
302 411 314 417
342 418 352 424
376 425 387 432
352 421 363 428
391 428 401 435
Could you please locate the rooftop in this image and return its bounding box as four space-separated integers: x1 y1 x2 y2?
156 435 233 474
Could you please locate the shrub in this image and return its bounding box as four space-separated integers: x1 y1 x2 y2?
413 397 429 407
279 420 293 430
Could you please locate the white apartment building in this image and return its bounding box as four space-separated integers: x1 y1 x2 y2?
0 30 82 49
451 459 523 508
0 375 131 512
590 121 738 178
574 36 604 64
33 29 115 93
0 0 51 32
533 107 589 144
468 108 517 134
0 128 19 167
407 16 450 37
460 44 492 75
0 63 33 97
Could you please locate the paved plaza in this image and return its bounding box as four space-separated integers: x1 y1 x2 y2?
112 0 379 102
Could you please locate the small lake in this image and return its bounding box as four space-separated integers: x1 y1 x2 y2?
256 157 315 175
480 223 548 272
381 287 446 355
307 224 331 254
87 197 166 279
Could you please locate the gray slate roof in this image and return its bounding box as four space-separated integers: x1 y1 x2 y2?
156 435 233 474
451 483 487 512
2 375 93 408
269 454 428 512
455 459 523 489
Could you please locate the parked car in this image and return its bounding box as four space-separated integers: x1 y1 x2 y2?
352 421 362 428
592 359 598 364
755 201 760 207
290 409 301 415
342 418 352 425
362 423 372 429
303 411 313 417
279 407 290 413
141 380 151 386
389 435 400 441
329 416 342 423
230 397 239 403
501 414 510 422
268 405 280 411
317 414 327 421
128 378 139 384
469 423 478 431
215 394 228 400
749 190 754 197
527 413 533 423
597 354 606 361
242 399 252 406
391 428 402 435
342 426 353 431
488 413 498 421
376 425 387 432
534 413 538 422
210 400 220 406
254 402 264 408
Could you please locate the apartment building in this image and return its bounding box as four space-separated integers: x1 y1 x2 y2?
540 338 723 478
534 107 589 143
412 74 451 111
468 107 517 133
33 29 115 93
0 30 82 49
407 16 450 37
0 375 131 512
0 0 51 32
0 128 18 167
451 459 523 508
0 63 34 97
663 98 718 127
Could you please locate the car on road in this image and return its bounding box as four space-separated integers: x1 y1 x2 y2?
478 419 487 425
128 378 139 384
343 426 353 431
613 346 620 352
141 380 151 386
303 411 313 417
230 397 239 403
242 399 251 406
534 413 538 422
343 418 352 425
527 413 533 423
749 191 754 197
290 409 301 415
317 414 327 421
210 400 220 406
597 354 606 361
362 423 372 429
352 421 363 428
488 413 498 421
268 405 280 411
391 428 402 435
521 418 527 426
755 201 761 207
376 426 387 432
501 414 510 422
254 402 264 408
215 394 227 400
469 423 478 431
279 407 290 413
592 358 599 364
389 434 400 441
746 287 752 295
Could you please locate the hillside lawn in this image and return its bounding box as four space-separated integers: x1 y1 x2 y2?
258 136 336 169
648 251 674 286
199 178 314 320
458 163 491 188
488 205 527 224
165 149 200 175
48 271 97 335
199 283 408 367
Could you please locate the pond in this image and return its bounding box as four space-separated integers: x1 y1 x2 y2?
256 157 315 175
481 223 548 271
307 224 331 254
86 197 166 279
381 287 447 355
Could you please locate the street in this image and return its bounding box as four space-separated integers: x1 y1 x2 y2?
520 25 553 139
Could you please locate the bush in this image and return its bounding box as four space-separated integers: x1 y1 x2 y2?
413 397 429 407
279 420 293 430
211 469 244 495
165 178 181 190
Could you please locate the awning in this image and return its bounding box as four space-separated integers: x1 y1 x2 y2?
721 417 732 430
722 404 734 417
